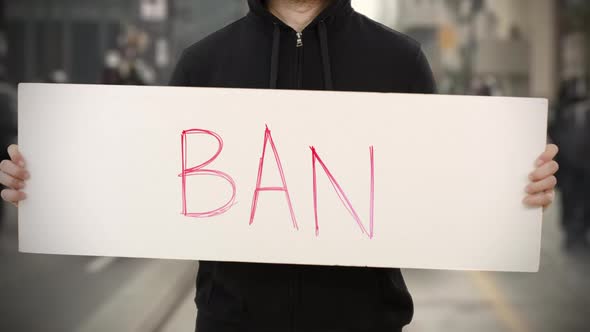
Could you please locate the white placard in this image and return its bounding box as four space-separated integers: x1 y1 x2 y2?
18 83 547 272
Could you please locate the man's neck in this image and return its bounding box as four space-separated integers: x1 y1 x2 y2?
266 0 333 32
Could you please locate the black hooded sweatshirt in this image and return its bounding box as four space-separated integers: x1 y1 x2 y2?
169 1 436 331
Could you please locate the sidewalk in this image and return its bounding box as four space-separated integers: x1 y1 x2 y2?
160 288 197 332
75 261 197 332
0 201 199 332
402 198 588 332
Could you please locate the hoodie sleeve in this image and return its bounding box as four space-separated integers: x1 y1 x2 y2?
168 50 192 87
409 48 437 94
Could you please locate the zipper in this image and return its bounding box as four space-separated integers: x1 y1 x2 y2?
294 31 303 88
296 32 303 47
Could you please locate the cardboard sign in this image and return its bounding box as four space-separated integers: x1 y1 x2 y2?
18 84 548 272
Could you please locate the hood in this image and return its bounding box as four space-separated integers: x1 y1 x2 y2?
247 0 353 90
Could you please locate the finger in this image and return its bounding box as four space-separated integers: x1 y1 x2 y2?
535 144 559 166
526 176 557 194
0 159 29 180
523 191 554 207
7 144 25 167
1 188 26 204
544 190 555 208
529 160 559 181
0 171 25 190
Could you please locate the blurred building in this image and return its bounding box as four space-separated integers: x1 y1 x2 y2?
4 0 246 85
558 0 590 80
389 0 557 98
395 0 446 86
480 0 556 98
2 0 584 99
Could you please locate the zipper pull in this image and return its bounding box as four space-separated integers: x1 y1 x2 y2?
296 32 303 47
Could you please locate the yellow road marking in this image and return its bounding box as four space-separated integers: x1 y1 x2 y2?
469 271 531 332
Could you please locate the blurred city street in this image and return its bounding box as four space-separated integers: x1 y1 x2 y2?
1 0 590 331
1 194 588 332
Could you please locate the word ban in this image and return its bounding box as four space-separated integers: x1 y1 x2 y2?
179 127 375 238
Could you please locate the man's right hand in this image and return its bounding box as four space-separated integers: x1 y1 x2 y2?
0 145 29 207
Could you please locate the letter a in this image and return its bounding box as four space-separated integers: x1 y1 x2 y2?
249 126 298 230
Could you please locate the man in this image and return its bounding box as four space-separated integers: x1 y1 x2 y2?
1 1 559 331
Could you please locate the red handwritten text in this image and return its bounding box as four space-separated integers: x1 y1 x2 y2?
249 126 299 230
179 129 237 218
311 146 375 238
180 127 375 239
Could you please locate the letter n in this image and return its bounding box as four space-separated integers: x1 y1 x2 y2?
311 146 375 238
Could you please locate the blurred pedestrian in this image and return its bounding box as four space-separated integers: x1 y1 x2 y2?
48 69 69 84
115 25 153 86
118 60 147 86
0 70 17 230
101 50 123 85
471 75 502 96
101 50 150 86
102 45 153 86
551 76 590 252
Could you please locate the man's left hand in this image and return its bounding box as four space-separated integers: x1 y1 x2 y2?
524 144 559 208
